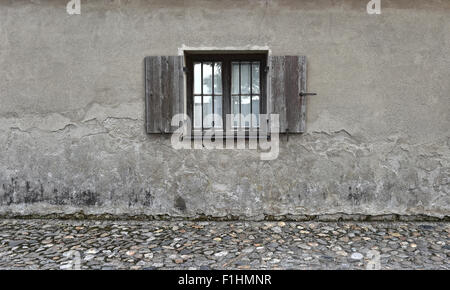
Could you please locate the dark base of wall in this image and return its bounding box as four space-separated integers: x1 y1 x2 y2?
1 212 449 222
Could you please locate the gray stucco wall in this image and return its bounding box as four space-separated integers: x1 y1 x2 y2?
0 0 449 219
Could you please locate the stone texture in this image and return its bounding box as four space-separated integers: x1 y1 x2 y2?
0 219 449 270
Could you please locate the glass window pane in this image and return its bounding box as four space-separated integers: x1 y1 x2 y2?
214 62 222 94
241 95 251 127
203 95 213 128
240 62 251 94
231 62 239 95
194 96 202 128
203 62 212 94
252 95 260 128
214 95 222 128
252 62 260 94
194 62 201 94
231 95 240 127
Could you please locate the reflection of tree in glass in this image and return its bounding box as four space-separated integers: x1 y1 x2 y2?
214 63 222 93
203 74 212 93
233 62 260 94
240 63 251 94
252 64 260 93
202 63 222 94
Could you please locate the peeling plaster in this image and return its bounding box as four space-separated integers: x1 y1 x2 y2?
0 112 448 219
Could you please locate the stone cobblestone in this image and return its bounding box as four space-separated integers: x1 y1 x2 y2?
0 219 448 270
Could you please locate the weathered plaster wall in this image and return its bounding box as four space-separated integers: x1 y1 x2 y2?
0 0 449 219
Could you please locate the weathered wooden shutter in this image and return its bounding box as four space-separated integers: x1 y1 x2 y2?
145 56 184 133
269 56 307 133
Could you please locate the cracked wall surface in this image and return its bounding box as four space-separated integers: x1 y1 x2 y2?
0 0 449 219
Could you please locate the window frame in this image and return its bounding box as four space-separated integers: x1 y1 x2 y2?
186 53 267 135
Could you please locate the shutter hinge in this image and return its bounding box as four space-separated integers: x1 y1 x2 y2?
183 66 187 73
264 66 269 73
299 92 317 97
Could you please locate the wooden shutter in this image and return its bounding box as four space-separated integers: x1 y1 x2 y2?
269 56 307 133
145 56 184 133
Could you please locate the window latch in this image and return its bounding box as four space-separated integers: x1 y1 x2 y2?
299 92 317 97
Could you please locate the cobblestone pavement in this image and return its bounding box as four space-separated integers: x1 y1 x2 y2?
0 219 448 270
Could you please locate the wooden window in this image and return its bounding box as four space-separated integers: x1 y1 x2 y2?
231 61 261 129
144 54 308 135
186 53 267 134
192 61 223 129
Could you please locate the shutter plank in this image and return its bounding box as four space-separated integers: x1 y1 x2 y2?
145 57 151 132
145 56 184 133
299 56 307 133
160 56 169 132
173 56 184 131
285 56 302 133
270 56 287 133
147 56 161 133
169 56 178 131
